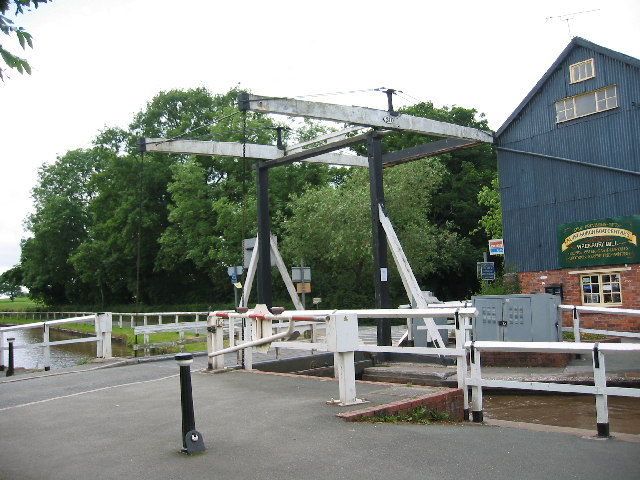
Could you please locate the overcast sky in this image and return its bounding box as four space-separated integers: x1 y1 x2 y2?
1 0 639 274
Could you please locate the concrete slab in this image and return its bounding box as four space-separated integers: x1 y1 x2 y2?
0 360 638 480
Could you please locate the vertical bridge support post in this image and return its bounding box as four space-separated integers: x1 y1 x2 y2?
255 163 273 308
367 131 391 347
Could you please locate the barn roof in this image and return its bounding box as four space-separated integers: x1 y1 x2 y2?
496 37 640 138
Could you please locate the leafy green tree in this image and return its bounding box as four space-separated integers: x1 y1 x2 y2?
20 149 103 304
476 175 502 239
279 159 467 307
0 265 23 300
0 0 50 81
376 101 496 299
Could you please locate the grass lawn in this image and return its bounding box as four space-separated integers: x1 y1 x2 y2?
0 297 39 311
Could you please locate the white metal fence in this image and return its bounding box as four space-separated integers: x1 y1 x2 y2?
0 313 112 371
465 340 640 437
559 304 640 342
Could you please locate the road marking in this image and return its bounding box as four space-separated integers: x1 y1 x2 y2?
0 373 180 412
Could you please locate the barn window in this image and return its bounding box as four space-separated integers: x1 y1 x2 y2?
555 85 618 123
581 273 622 306
570 59 595 83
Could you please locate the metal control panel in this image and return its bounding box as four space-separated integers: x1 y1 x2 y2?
327 313 359 352
471 294 561 342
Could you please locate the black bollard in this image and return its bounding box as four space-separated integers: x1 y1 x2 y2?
175 353 205 454
6 338 15 377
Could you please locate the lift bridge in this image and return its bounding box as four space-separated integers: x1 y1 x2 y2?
138 91 494 348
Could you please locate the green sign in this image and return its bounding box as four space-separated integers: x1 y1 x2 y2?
557 215 640 268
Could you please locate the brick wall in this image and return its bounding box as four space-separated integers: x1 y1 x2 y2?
336 389 464 422
518 263 640 332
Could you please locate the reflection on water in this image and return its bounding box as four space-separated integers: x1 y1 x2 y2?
484 393 640 434
2 327 130 370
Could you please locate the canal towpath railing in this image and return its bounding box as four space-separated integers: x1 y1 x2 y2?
205 305 640 437
465 340 640 437
0 313 112 372
559 304 640 342
206 306 476 412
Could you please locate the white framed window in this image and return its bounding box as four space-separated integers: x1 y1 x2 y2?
570 59 595 83
555 85 618 123
555 98 576 122
581 273 622 306
596 86 618 111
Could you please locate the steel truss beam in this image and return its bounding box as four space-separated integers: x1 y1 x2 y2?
142 138 368 167
382 138 483 167
245 94 494 143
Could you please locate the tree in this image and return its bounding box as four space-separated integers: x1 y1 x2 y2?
279 160 468 307
0 265 23 300
476 176 502 239
0 0 50 81
378 101 497 299
20 149 103 304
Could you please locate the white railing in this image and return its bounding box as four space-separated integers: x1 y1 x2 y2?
207 306 476 410
465 340 640 437
115 311 208 328
558 304 640 342
0 311 92 321
0 313 112 371
132 320 208 356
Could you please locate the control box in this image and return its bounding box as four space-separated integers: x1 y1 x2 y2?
472 294 561 342
327 313 359 352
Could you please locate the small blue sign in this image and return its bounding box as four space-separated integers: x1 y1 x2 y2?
480 262 495 280
231 273 237 284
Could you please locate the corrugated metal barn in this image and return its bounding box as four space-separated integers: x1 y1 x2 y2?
496 37 640 273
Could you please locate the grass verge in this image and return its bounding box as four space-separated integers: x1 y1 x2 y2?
369 407 453 425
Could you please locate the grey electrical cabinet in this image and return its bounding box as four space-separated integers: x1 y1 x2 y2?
471 294 561 342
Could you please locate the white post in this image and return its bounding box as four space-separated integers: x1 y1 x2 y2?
243 318 253 370
179 330 185 352
44 323 51 370
118 314 123 328
470 343 483 422
213 317 224 370
95 314 103 359
98 312 112 358
573 307 581 343
0 330 4 371
327 313 365 405
336 351 358 405
592 344 610 437
175 314 179 324
206 313 215 371
455 311 469 420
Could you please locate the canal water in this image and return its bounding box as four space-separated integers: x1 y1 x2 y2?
2 327 130 370
484 393 640 435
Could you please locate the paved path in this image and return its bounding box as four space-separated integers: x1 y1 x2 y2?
0 357 637 480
